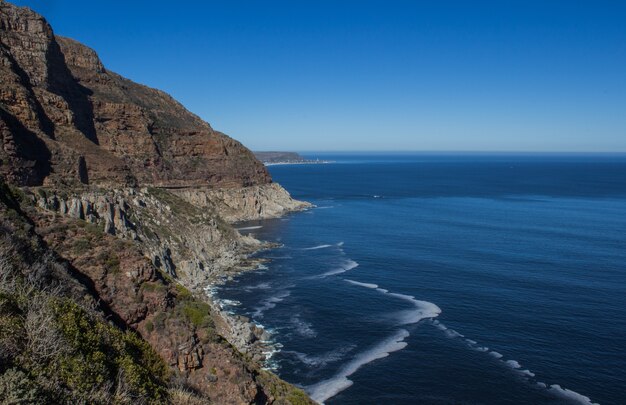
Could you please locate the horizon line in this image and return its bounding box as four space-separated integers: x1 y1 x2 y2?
254 150 626 154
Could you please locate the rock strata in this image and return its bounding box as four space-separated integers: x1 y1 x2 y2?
1 1 270 189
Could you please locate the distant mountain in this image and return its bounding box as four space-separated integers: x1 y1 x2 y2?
254 151 308 164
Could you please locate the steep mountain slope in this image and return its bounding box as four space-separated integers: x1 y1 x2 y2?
0 1 313 403
0 0 269 188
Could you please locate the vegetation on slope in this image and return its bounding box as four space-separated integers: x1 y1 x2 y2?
0 180 313 404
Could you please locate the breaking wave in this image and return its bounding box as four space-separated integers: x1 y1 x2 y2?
302 244 333 250
284 345 354 368
431 320 598 405
236 225 263 231
306 282 440 403
290 314 317 338
548 385 599 405
306 329 410 404
251 290 291 318
318 259 359 278
344 279 378 289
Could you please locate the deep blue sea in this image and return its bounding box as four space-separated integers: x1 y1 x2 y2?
216 153 626 405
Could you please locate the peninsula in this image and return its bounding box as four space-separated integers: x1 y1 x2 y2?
254 151 332 166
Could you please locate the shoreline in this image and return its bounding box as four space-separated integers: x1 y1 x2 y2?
197 207 312 369
264 161 334 166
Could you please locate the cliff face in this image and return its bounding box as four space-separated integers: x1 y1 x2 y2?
0 1 312 404
0 1 270 188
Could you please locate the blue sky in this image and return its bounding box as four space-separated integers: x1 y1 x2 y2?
13 0 626 151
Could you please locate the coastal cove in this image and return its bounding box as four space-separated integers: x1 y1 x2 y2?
216 153 626 405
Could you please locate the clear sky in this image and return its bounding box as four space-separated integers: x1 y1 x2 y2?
12 0 626 152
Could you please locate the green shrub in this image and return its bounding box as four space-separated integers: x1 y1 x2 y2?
51 299 169 401
0 368 43 404
174 283 192 300
180 301 212 328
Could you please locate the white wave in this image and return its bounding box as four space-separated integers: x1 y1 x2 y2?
505 360 522 369
218 299 241 308
489 351 504 359
382 291 441 325
285 345 353 368
306 329 410 404
244 282 272 291
251 290 291 318
236 225 263 231
518 369 535 377
430 322 599 404
303 244 333 250
345 279 378 289
548 385 599 405
315 206 335 209
318 259 359 277
337 241 344 246
290 315 317 338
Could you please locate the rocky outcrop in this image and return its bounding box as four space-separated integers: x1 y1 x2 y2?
31 187 267 285
0 1 270 189
174 183 312 223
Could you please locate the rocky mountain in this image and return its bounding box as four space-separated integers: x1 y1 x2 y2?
0 1 269 189
0 1 313 404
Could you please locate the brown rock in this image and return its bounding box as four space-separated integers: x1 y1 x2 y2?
0 1 270 189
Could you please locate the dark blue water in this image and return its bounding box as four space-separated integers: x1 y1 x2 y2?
217 153 626 405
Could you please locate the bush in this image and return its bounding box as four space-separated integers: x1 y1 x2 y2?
180 301 212 328
51 299 169 401
0 368 43 404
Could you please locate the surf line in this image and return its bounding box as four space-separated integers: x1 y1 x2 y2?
431 321 600 405
305 281 441 403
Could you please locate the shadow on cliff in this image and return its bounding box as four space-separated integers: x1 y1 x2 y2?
46 39 99 145
0 44 56 138
0 107 52 186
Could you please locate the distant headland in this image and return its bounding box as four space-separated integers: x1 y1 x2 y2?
254 151 333 166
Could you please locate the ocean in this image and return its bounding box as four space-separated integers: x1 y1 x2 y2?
216 153 626 404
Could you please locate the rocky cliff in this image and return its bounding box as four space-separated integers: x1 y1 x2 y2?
0 1 269 188
0 1 312 404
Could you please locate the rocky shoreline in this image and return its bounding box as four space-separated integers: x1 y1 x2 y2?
29 182 310 372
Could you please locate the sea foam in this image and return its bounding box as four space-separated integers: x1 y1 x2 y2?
431 321 598 404
284 345 353 368
548 385 600 405
290 314 317 338
251 290 291 318
345 279 378 289
306 329 410 404
318 259 359 277
302 244 333 250
381 291 441 325
236 225 263 231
